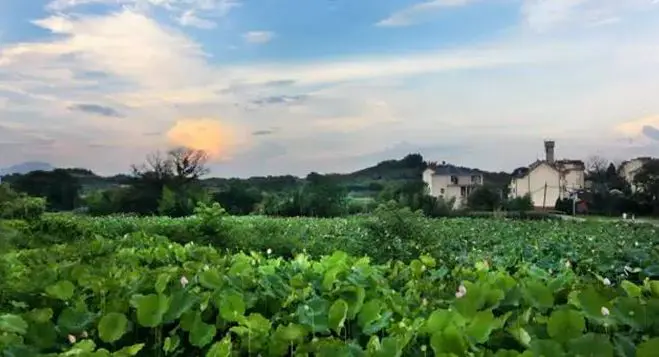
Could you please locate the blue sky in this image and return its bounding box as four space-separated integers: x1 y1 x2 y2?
1 0 659 177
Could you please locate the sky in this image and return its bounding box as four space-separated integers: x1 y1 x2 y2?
1 0 659 177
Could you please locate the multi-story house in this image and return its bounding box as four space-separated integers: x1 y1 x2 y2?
509 140 585 209
422 164 484 208
618 157 654 192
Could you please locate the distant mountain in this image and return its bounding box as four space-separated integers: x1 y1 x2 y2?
0 162 54 176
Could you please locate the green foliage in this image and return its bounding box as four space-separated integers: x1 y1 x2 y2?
0 196 46 220
467 185 503 211
0 184 46 220
360 201 433 262
3 169 81 211
157 185 178 216
212 180 263 215
2 230 659 356
256 173 348 218
504 194 534 212
634 159 659 214
20 210 659 279
299 172 348 217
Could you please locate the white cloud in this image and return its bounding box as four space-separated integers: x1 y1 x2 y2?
227 39 599 86
242 31 275 44
178 10 217 29
10 11 212 91
46 0 240 28
2 1 659 175
522 0 657 32
376 0 473 27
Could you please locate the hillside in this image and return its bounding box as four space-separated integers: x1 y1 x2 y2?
0 161 53 176
1 155 512 197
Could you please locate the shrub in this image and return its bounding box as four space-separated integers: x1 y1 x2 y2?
360 201 431 262
0 196 46 220
504 194 534 211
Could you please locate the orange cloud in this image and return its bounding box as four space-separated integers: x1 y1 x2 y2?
166 118 247 160
614 115 659 137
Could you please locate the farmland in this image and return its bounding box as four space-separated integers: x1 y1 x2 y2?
1 205 659 356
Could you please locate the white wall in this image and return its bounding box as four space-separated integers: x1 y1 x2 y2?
620 159 647 192
510 163 560 208
510 163 585 208
564 169 584 192
422 169 434 194
430 174 450 197
424 172 484 208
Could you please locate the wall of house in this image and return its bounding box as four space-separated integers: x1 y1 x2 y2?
564 169 584 192
424 173 484 208
509 163 561 208
422 169 434 194
510 164 586 208
620 159 647 192
445 185 464 208
430 174 450 197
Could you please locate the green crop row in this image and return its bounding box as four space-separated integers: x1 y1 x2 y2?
8 204 659 282
2 232 659 356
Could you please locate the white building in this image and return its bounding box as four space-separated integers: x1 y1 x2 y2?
618 157 653 192
422 164 484 208
509 141 585 209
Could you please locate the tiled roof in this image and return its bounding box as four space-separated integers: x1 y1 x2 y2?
512 159 585 179
619 157 654 170
429 164 480 176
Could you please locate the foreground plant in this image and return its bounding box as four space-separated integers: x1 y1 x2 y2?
1 232 659 356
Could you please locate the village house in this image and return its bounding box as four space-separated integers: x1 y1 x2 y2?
422 163 484 208
509 141 585 209
618 157 653 192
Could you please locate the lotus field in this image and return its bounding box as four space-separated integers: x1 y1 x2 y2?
1 206 659 356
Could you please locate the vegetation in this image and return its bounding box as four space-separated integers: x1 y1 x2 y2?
2 150 658 218
2 148 659 355
2 204 659 355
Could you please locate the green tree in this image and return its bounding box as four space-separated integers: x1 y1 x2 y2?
6 169 81 211
0 183 45 220
467 186 502 211
299 172 347 217
504 194 533 211
633 159 659 215
213 180 263 215
126 147 210 215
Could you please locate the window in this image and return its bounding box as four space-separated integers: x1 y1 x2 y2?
450 175 458 184
440 188 445 194
471 175 481 184
460 186 466 197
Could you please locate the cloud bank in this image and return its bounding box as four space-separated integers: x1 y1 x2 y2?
1 0 659 176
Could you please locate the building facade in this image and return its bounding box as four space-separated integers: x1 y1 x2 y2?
423 164 484 208
618 157 653 192
509 141 585 209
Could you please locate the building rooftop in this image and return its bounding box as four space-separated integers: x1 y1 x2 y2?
428 164 481 176
512 159 585 179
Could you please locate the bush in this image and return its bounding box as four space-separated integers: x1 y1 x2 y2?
0 196 46 220
504 194 534 211
189 201 230 246
360 201 431 262
420 195 459 217
467 185 502 211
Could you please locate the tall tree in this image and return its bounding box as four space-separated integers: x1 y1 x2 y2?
300 172 348 217
586 155 608 175
633 159 659 214
168 147 210 184
125 147 210 215
8 169 81 211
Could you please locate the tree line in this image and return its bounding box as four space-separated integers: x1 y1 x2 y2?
1 149 658 219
